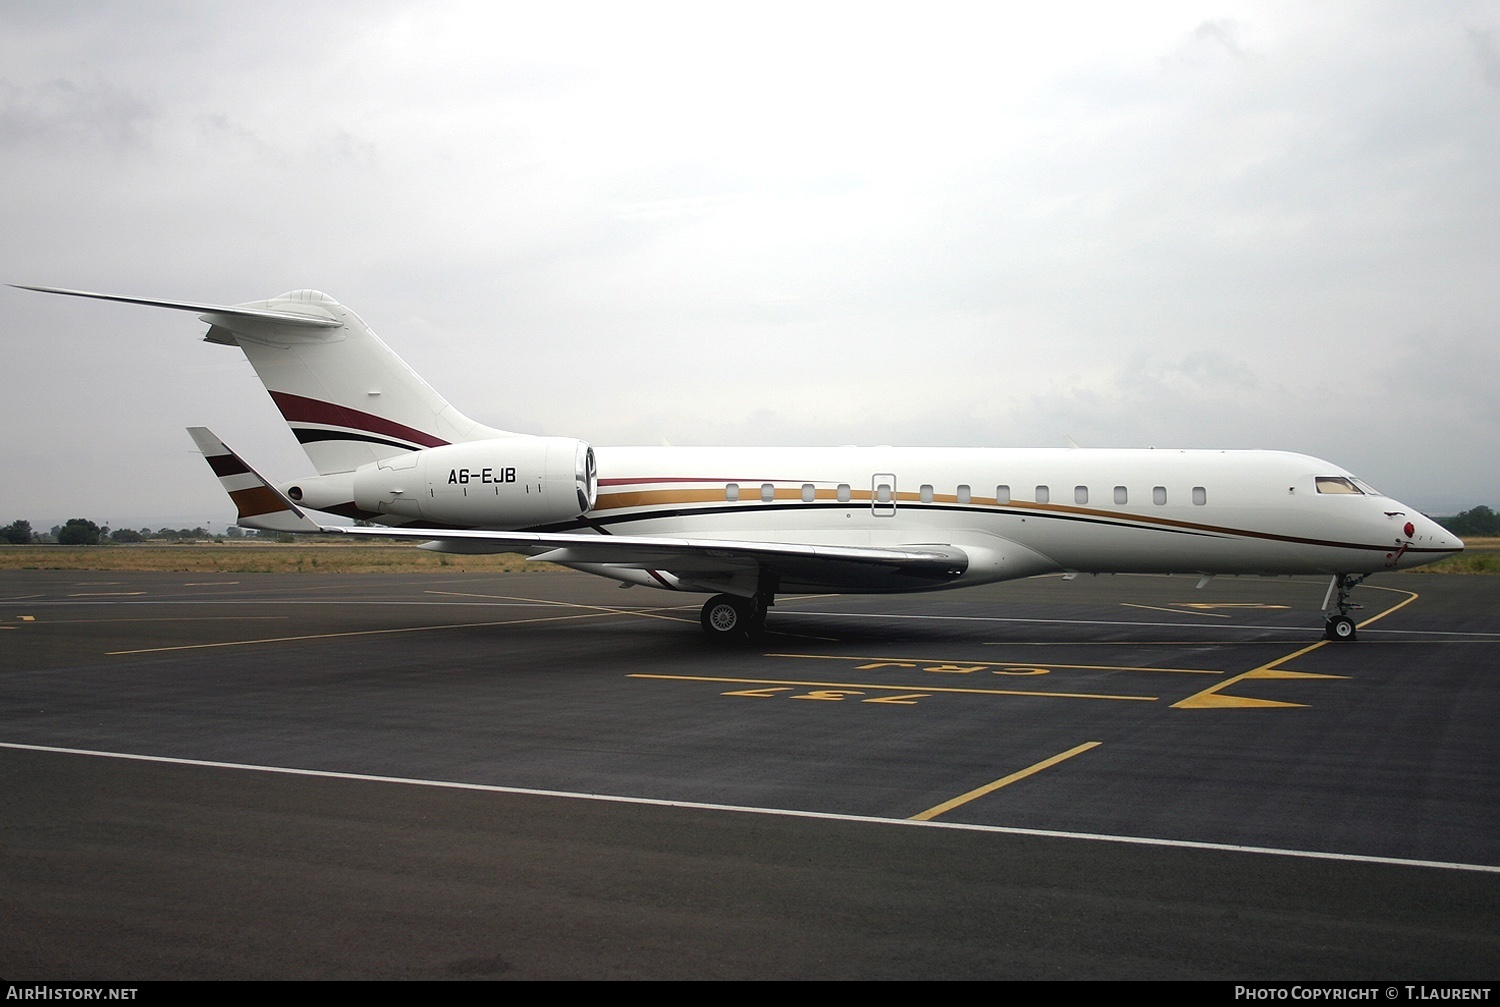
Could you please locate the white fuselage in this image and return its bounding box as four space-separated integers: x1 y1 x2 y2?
573 445 1458 591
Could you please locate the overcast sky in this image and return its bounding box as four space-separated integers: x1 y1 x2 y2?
2 1 1497 529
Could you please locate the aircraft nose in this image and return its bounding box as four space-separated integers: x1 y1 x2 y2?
1410 513 1463 556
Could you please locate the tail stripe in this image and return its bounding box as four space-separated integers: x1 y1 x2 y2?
229 485 291 518
291 428 424 452
205 454 251 478
268 391 450 450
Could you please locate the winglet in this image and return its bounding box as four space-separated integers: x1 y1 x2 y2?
187 427 322 533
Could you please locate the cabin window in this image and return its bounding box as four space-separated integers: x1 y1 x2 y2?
996 485 1011 504
801 483 815 502
1114 486 1128 505
837 483 851 503
875 482 893 503
726 483 739 502
957 484 971 504
1192 486 1207 506
1316 476 1363 495
1074 485 1088 505
761 483 775 502
920 484 934 503
1036 485 1050 504
1153 486 1167 505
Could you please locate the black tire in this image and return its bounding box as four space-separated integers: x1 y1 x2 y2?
701 594 749 638
1325 615 1357 642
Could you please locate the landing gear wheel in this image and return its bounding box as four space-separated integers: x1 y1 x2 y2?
1325 615 1357 642
701 594 751 640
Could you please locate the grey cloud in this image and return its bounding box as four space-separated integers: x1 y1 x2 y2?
1469 27 1500 88
0 76 150 150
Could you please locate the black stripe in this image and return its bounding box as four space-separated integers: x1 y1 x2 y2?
205 454 250 478
292 428 422 452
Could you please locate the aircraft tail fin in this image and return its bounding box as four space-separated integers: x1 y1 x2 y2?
187 427 322 533
19 285 513 475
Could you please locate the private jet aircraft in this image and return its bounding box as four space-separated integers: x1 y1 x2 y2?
17 285 1463 641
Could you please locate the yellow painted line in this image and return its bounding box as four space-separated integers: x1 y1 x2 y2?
1356 585 1420 628
910 742 1102 821
1173 639 1333 709
766 652 1219 675
68 591 146 597
1173 587 1420 710
1178 603 1290 610
106 610 621 655
630 674 1155 702
1121 603 1230 618
20 615 35 621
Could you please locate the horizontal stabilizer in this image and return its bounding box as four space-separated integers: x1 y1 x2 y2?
13 285 342 328
187 427 321 533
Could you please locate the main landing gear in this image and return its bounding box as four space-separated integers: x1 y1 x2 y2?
700 593 770 642
1323 573 1368 642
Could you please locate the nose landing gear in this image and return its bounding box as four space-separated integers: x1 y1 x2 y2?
1322 573 1368 641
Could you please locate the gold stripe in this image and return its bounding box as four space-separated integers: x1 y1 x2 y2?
228 486 287 518
589 486 1403 552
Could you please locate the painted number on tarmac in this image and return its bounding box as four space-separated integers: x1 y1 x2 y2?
859 662 1049 676
723 686 930 705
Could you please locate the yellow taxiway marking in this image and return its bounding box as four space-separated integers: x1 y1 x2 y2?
910 742 1103 821
1171 588 1418 709
1356 584 1422 627
106 610 622 655
68 591 147 597
766 652 1219 675
1178 603 1290 610
1121 603 1230 618
631 673 1156 702
19 615 35 621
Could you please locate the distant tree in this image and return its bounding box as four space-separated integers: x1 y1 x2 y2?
56 518 104 545
2 519 33 544
110 528 146 543
1434 506 1500 538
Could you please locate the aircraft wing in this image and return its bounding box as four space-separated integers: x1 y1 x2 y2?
329 522 970 591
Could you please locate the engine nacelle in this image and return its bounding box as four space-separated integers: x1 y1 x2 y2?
352 437 597 527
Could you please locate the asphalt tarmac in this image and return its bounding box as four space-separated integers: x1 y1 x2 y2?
2 568 1497 979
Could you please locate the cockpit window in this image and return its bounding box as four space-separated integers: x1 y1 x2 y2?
1316 476 1363 495
1351 477 1383 497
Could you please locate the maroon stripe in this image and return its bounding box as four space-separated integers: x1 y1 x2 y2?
269 391 449 449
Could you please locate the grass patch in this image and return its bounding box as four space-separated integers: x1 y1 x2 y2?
1415 537 1500 574
0 542 561 574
